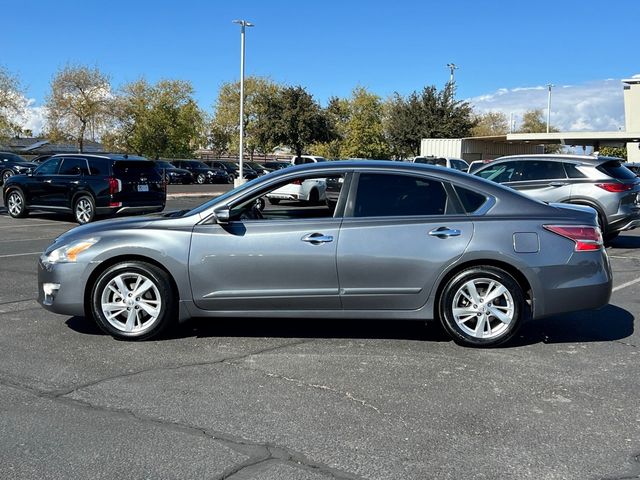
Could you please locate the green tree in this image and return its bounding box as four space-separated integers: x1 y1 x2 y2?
309 96 349 159
471 111 509 136
516 109 562 153
255 86 334 158
340 87 389 159
386 83 475 158
598 146 627 160
45 65 112 152
105 79 206 159
0 66 27 140
210 76 280 158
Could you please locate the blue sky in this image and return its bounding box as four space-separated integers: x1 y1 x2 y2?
2 0 639 131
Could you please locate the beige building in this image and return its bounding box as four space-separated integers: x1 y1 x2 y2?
422 77 640 162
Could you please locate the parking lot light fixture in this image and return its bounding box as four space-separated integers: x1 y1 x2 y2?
233 19 254 187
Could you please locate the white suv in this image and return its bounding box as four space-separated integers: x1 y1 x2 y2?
413 156 469 172
291 155 327 165
267 178 326 205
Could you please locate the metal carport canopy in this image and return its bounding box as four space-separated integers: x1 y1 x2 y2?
504 131 640 147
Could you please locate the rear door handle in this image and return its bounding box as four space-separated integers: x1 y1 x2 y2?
301 233 334 244
549 181 568 187
429 227 461 238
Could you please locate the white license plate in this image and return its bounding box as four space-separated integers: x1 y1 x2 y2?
137 185 149 192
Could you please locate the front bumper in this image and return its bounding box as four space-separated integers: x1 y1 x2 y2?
37 258 95 317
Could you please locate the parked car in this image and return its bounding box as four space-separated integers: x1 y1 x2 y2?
171 160 230 184
154 160 194 184
291 155 327 165
467 159 494 174
325 176 343 209
207 160 258 180
245 161 271 175
473 154 640 240
264 161 291 171
3 154 165 224
37 160 611 347
413 156 469 172
266 177 326 204
0 152 37 185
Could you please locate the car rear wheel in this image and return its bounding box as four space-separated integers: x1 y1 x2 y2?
6 189 28 218
74 195 95 224
308 188 319 204
196 173 206 184
91 261 175 340
439 266 525 347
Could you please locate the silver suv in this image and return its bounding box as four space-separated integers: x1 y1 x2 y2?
474 154 640 240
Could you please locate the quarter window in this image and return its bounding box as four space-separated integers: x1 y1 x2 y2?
354 173 448 217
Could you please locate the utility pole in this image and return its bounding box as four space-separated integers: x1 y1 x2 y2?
232 19 254 186
546 83 554 133
446 63 458 84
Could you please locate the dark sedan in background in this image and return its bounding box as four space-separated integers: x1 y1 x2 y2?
207 160 260 180
171 160 231 184
0 152 37 184
154 160 194 184
37 161 611 347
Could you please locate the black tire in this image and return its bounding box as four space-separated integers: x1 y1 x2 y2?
73 195 95 224
439 266 525 347
268 198 281 205
226 175 234 184
1 169 13 184
164 174 171 185
196 173 206 184
307 188 319 204
91 261 176 340
6 189 28 218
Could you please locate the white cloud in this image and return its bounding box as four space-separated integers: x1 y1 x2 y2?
21 99 46 135
468 79 626 132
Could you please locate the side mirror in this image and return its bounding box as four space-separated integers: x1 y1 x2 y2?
214 208 230 224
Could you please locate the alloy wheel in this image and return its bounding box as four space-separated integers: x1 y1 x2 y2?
75 198 93 224
451 277 514 340
7 191 23 216
100 272 162 334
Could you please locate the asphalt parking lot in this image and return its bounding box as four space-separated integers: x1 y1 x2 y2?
0 188 639 480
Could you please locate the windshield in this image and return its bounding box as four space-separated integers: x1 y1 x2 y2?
156 161 174 169
187 174 267 216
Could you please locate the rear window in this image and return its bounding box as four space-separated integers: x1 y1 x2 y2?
113 161 159 173
597 161 637 180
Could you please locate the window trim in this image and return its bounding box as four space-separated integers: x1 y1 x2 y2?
59 157 89 176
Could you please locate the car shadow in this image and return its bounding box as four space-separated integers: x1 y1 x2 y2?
508 304 635 347
608 234 640 249
65 304 635 347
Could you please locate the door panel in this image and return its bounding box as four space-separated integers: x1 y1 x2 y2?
189 218 342 311
337 217 473 310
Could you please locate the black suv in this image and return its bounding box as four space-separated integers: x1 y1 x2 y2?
207 160 259 180
171 160 231 184
3 154 166 224
0 152 38 185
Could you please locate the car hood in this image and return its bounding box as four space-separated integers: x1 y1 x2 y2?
16 162 38 169
54 216 155 244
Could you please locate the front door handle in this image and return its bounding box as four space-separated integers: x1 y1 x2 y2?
429 227 461 238
43 179 53 183
302 233 334 244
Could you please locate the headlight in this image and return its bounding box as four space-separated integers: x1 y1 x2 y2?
44 238 99 264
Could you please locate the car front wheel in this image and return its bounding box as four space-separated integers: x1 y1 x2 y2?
2 170 13 183
6 189 28 218
196 173 206 184
439 266 525 347
91 261 175 340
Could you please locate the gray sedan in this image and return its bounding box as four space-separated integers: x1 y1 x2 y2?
37 161 612 347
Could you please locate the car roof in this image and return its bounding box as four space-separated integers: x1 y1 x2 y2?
50 153 149 161
494 154 622 165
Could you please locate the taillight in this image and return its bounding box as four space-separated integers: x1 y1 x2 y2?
595 182 634 193
108 177 122 194
291 179 302 185
543 225 603 251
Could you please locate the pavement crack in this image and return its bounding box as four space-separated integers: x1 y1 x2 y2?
49 339 312 397
225 361 381 414
0 379 367 480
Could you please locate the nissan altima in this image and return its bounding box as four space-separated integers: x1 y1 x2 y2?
38 161 612 347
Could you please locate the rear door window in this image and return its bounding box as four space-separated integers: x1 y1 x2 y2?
353 173 448 217
597 161 637 180
59 157 89 175
518 160 567 181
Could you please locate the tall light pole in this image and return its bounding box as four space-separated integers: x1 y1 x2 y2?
546 83 554 133
446 63 458 84
233 19 254 186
